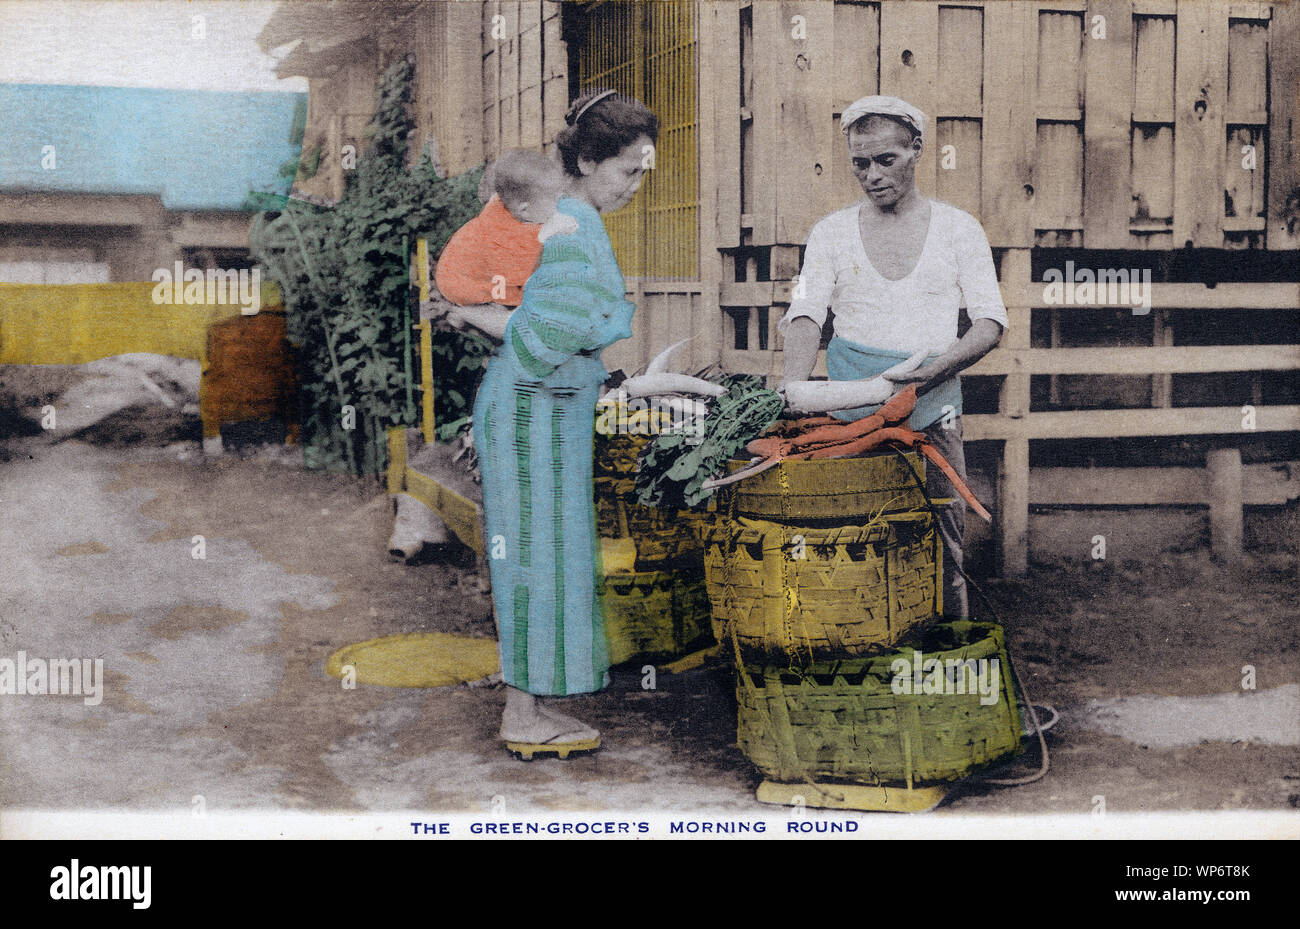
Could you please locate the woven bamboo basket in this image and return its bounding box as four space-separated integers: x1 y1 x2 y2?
595 494 701 565
593 399 670 481
602 569 714 666
702 513 941 663
736 621 1024 786
718 451 927 522
593 401 705 568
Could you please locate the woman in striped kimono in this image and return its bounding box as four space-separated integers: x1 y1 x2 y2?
449 90 658 757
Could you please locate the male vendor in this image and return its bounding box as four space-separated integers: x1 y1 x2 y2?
779 95 1007 619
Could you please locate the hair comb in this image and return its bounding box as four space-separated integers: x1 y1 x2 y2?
567 89 617 126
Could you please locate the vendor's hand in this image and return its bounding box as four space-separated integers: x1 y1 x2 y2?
879 350 939 387
878 366 941 389
881 363 940 387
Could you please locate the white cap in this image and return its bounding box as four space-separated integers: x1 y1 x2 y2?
840 95 926 142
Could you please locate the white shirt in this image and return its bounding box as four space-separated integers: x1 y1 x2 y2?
778 199 1008 353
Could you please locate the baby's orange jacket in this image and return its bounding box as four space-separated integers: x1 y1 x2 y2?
434 194 543 307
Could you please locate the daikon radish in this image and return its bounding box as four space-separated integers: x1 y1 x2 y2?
621 372 726 398
781 348 929 413
644 337 694 375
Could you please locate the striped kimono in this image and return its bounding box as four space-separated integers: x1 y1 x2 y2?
472 196 635 696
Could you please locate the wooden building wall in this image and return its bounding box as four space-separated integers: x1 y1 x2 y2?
481 1 570 157
280 0 1299 574
702 0 1299 573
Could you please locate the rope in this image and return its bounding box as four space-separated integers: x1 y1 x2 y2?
885 446 1052 787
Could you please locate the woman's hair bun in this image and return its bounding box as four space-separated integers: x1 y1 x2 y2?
555 90 658 177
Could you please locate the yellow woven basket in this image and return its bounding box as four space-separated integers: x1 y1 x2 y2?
719 451 927 522
602 569 713 666
702 513 941 663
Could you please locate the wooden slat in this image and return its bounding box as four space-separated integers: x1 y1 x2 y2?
747 0 782 244
832 0 880 112
935 119 982 219
1133 13 1176 122
542 9 564 80
1207 447 1244 559
1224 125 1267 227
829 2 880 210
712 2 742 249
1151 308 1173 407
721 347 825 379
1131 124 1175 223
965 404 1300 440
879 0 939 197
519 11 541 91
404 467 484 554
981 2 1036 247
499 13 519 149
937 5 984 118
519 0 539 36
1268 0 1300 249
997 248 1033 577
1031 462 1300 505
520 87 543 150
999 438 1030 575
518 7 543 148
1172 0 1230 247
1084 0 1135 247
696 3 724 374
774 1 836 244
719 280 776 305
442 1 484 174
999 249 1034 349
1226 17 1269 120
1037 9 1084 113
1034 122 1084 229
966 344 1300 376
541 75 566 148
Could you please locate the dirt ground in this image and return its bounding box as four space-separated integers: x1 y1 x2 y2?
1 360 1297 821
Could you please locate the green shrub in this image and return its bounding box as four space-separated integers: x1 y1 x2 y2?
250 54 485 474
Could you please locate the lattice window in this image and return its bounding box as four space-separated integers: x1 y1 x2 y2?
574 0 698 279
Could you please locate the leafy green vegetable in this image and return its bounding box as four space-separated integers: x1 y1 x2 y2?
634 375 783 509
249 55 484 475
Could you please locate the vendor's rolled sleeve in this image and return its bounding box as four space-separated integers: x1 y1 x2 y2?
777 218 836 333
953 210 1008 331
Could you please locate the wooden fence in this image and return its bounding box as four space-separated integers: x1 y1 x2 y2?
720 251 1300 572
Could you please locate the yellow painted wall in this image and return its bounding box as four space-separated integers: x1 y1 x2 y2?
0 281 281 367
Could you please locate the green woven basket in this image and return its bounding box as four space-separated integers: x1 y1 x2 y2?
602 568 714 666
736 621 1024 786
702 513 941 663
719 451 927 522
